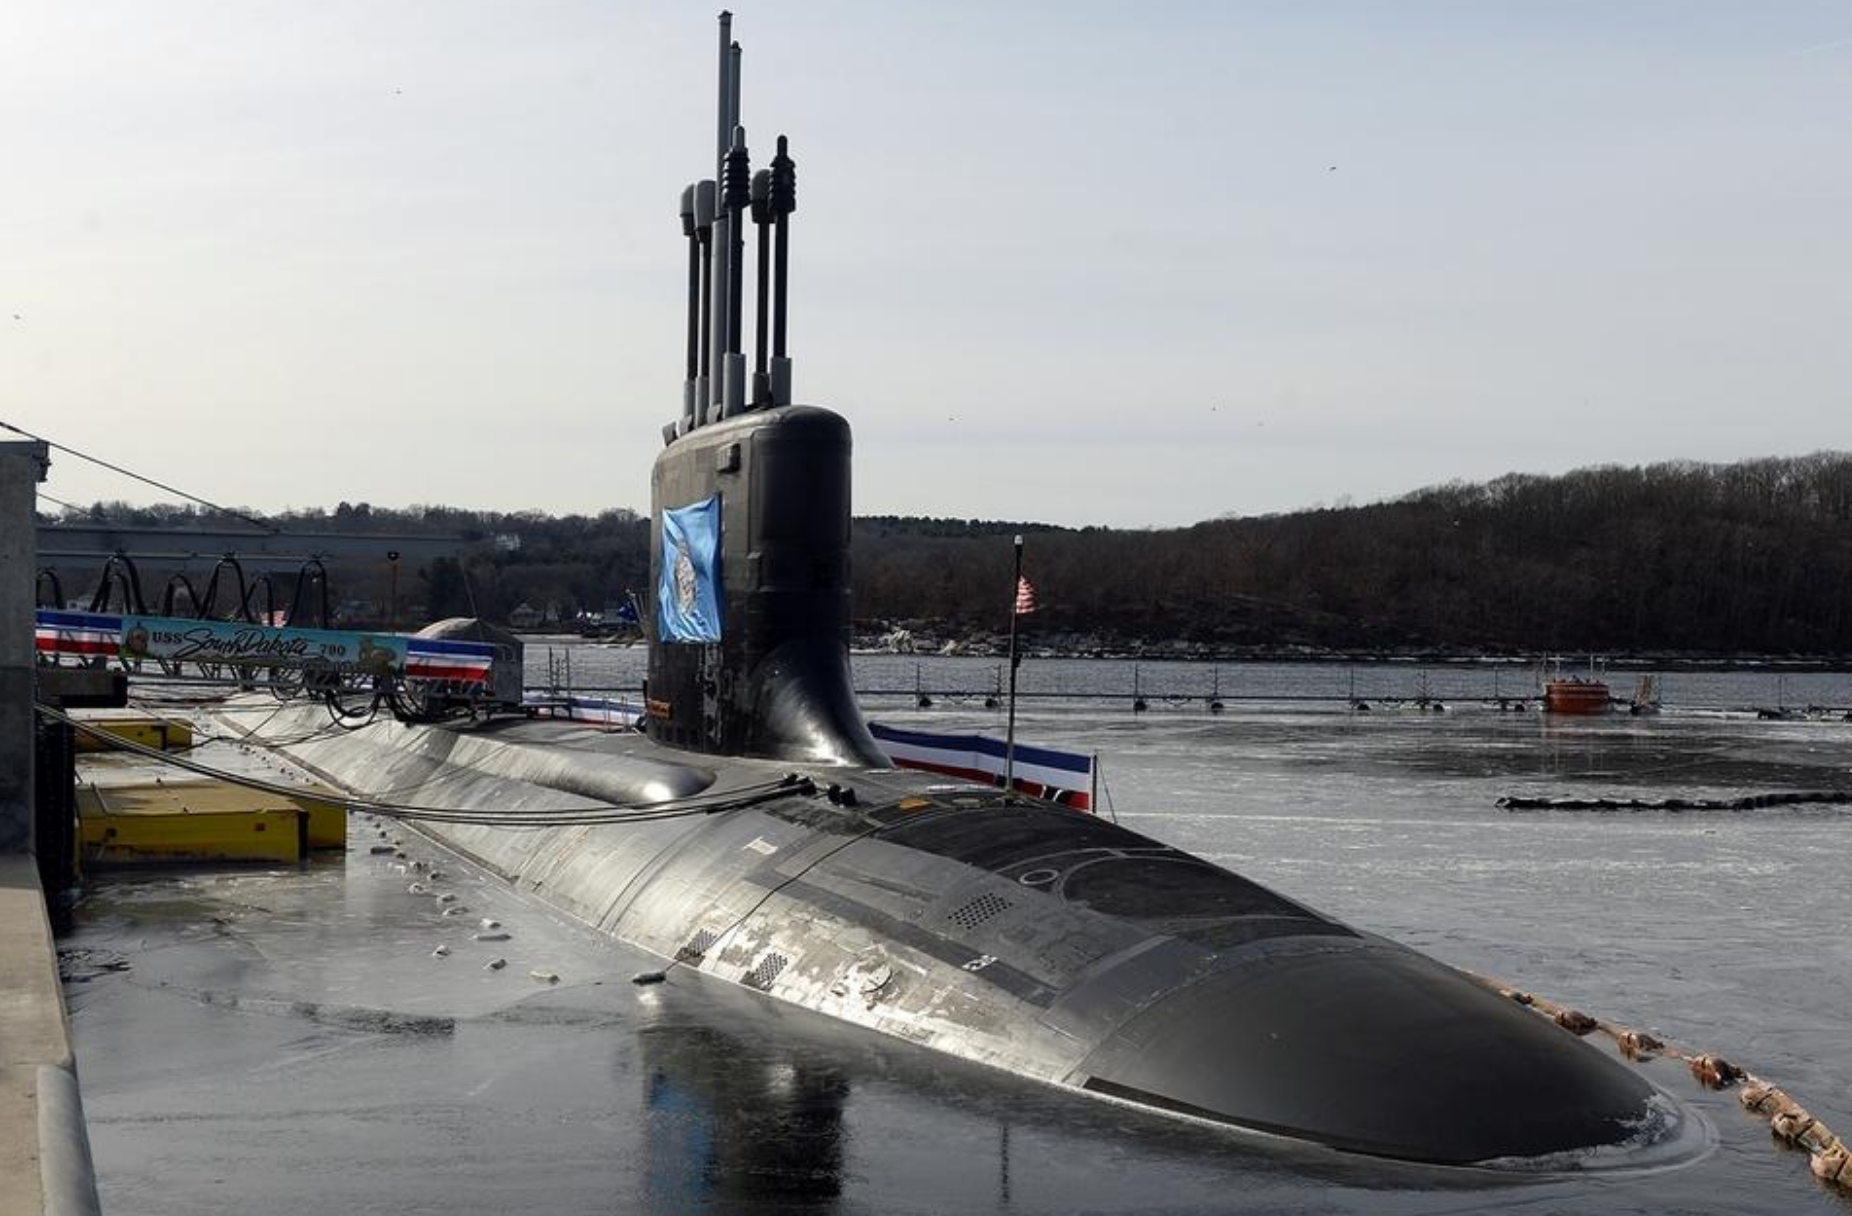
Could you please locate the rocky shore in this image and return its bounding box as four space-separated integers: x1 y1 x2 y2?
850 619 1852 673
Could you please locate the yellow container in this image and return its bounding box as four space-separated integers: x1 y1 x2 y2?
295 787 351 849
75 778 347 864
72 715 195 754
79 793 303 864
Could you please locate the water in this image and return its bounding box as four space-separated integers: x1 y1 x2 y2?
530 641 1852 713
60 655 1852 1214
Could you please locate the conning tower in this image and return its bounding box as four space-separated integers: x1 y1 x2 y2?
645 13 883 767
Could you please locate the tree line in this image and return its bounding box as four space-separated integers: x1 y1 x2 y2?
860 452 1852 656
41 452 1852 655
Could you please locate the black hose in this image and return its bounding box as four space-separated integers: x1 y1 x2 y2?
38 702 811 827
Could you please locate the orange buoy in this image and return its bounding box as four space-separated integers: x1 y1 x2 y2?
1772 1108 1817 1144
1740 1081 1784 1114
1553 1008 1599 1035
1618 1030 1664 1060
1689 1054 1742 1089
1812 1146 1850 1185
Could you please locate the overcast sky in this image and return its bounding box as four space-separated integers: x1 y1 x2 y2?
5 2 1849 527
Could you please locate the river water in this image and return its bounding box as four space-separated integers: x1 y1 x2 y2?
60 651 1852 1214
532 642 1852 713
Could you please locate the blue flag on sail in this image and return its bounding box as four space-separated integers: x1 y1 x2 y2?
657 496 722 643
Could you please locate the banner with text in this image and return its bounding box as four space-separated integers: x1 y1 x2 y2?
119 616 410 674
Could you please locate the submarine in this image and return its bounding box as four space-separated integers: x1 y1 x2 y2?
227 13 1671 1166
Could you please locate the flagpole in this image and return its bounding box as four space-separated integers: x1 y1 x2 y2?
1004 533 1023 793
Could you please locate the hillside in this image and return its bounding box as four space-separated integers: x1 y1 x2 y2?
859 453 1852 656
39 452 1852 657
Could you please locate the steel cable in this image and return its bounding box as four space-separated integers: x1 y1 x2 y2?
37 704 808 828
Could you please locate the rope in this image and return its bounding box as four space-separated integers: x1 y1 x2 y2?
1466 971 1852 1191
212 698 543 805
2 417 278 534
125 692 374 751
37 703 807 827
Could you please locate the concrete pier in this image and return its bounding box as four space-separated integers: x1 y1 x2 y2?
0 439 101 1215
1 857 98 1216
1 439 48 852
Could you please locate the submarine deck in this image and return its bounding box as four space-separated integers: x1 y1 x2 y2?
54 701 1852 1213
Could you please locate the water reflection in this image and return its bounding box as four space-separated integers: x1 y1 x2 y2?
620 982 1599 1216
641 1022 850 1212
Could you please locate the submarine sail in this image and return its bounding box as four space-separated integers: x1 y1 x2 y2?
228 11 1672 1166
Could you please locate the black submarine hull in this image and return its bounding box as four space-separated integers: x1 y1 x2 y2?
234 704 1665 1165
231 11 1670 1164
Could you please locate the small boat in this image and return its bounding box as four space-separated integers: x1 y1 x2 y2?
1546 678 1612 714
1543 657 1612 714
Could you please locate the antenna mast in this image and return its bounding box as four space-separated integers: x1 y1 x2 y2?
669 11 797 440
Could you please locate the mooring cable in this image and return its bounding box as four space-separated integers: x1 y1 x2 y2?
3 417 278 534
35 489 86 513
1464 970 1852 1193
123 693 333 751
126 693 380 751
37 704 806 828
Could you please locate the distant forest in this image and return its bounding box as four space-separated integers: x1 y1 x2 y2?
39 452 1852 657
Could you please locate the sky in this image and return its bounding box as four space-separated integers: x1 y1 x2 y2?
4 1 1850 528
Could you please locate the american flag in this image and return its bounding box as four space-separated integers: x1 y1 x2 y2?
1014 576 1037 616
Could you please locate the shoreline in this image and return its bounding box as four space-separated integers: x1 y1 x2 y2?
511 630 1852 676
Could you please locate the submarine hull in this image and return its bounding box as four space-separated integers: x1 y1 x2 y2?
234 705 1662 1165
